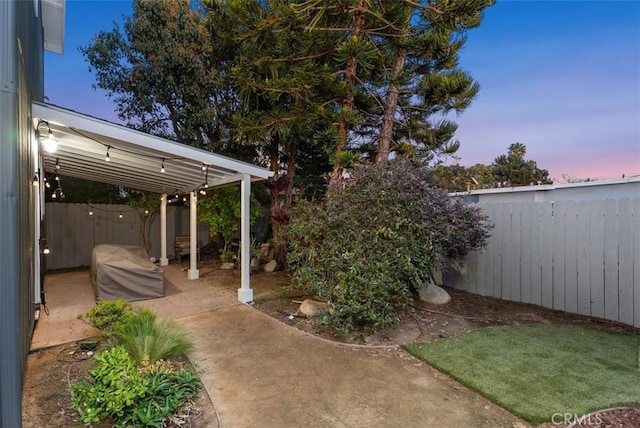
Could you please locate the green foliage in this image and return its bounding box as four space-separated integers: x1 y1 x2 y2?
283 159 491 334
70 346 149 425
197 185 261 256
492 142 552 186
77 299 135 335
114 309 193 366
70 346 202 427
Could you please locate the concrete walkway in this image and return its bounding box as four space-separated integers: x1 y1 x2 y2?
34 266 528 427
184 305 527 428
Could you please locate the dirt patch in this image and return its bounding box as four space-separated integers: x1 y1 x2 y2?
247 270 639 347
23 265 639 427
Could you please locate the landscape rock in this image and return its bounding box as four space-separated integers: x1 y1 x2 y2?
418 279 451 305
299 299 331 317
220 262 235 270
263 260 278 272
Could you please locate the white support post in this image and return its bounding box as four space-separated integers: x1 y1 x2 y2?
238 174 253 303
159 193 168 266
188 191 199 279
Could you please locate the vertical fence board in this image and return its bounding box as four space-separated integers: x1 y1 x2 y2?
492 204 504 298
540 202 554 308
501 204 512 300
563 201 578 314
618 199 634 325
519 202 533 304
530 203 542 306
510 203 522 301
589 200 605 318
482 203 496 297
576 200 591 315
467 246 477 294
603 200 619 321
633 199 640 328
552 201 566 310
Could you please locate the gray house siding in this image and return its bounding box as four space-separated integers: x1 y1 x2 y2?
0 0 44 425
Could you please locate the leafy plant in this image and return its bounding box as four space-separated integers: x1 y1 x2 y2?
197 185 261 258
70 346 149 425
77 299 135 336
70 346 202 427
114 309 193 365
283 158 491 334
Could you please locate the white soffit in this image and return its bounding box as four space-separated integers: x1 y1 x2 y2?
41 0 65 54
32 102 272 195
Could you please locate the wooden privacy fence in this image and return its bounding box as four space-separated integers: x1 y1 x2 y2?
45 203 144 270
444 198 640 328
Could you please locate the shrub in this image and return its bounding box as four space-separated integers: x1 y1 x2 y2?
70 346 202 427
77 299 135 335
114 309 193 365
70 346 149 425
283 159 491 334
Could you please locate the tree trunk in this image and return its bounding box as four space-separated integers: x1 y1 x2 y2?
332 0 366 179
376 49 406 164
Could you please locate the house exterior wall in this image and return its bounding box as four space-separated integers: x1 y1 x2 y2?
0 0 44 425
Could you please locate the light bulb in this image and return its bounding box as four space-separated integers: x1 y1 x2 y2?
42 130 58 154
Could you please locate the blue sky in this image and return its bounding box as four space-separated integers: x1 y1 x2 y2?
45 0 640 181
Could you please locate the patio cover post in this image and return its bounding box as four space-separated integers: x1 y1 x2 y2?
159 193 168 266
238 174 253 303
188 191 199 280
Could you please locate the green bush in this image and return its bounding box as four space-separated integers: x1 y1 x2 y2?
70 346 202 427
114 309 193 366
70 346 149 425
77 298 135 335
283 159 491 334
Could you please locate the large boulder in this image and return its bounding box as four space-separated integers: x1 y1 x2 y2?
418 278 451 305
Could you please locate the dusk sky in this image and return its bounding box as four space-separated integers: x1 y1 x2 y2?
45 0 640 182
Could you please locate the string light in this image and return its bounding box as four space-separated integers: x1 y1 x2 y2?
40 121 58 154
119 212 123 219
144 210 149 214
52 192 56 199
202 164 207 171
89 209 93 216
32 173 39 186
160 158 165 173
44 178 51 189
182 196 187 202
105 146 111 162
200 189 206 195
55 158 60 170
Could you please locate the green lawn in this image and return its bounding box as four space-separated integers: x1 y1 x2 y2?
403 323 640 425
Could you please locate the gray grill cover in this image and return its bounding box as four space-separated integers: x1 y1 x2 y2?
91 244 164 301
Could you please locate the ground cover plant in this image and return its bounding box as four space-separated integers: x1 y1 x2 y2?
283 159 491 333
403 323 640 424
70 346 201 427
72 301 200 426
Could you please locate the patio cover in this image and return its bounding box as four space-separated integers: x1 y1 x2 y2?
31 102 272 303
